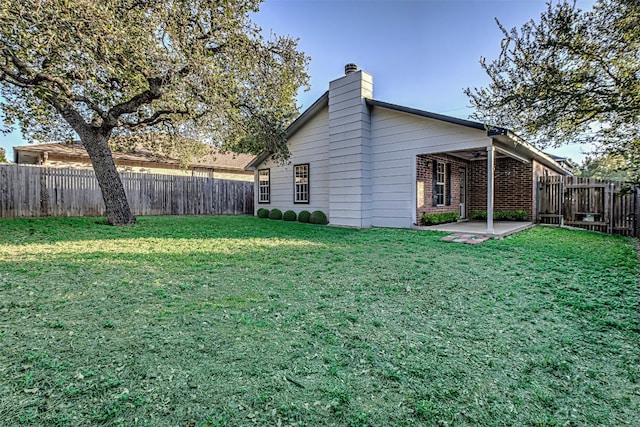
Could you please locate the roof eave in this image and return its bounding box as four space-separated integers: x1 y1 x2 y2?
245 152 270 171
502 131 572 175
287 91 329 138
245 91 330 170
366 98 489 131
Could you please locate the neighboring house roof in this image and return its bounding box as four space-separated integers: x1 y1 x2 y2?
246 91 570 175
14 141 255 171
547 153 577 169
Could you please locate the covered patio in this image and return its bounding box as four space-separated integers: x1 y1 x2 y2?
415 128 569 235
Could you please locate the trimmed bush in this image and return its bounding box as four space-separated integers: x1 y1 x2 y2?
283 210 297 221
309 210 328 225
298 210 311 223
497 210 529 221
421 211 459 226
471 210 528 221
257 208 270 219
471 210 487 220
268 208 283 220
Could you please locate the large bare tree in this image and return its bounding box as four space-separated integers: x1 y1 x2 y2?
466 0 639 182
0 0 309 224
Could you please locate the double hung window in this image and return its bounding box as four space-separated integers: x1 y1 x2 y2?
435 162 445 206
294 164 309 203
258 169 270 203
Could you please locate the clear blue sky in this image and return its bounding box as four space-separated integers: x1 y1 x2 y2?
1 0 596 162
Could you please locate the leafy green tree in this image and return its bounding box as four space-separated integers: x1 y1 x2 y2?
575 154 632 182
0 147 6 163
466 0 639 182
0 0 309 225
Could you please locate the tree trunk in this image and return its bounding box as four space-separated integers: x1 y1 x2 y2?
81 131 136 225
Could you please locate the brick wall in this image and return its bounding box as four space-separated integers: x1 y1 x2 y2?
416 154 469 222
468 157 534 220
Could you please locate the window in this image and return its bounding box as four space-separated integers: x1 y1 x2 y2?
294 164 309 203
258 169 270 203
435 162 446 206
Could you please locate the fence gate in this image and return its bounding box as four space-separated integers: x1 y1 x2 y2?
538 176 638 237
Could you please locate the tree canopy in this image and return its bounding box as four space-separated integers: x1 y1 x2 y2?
0 147 6 163
465 0 639 182
0 0 309 224
575 153 632 182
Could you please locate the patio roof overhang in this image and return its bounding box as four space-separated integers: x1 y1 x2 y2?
489 129 570 175
419 130 570 235
444 134 569 175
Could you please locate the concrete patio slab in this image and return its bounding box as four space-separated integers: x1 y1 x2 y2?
414 221 534 238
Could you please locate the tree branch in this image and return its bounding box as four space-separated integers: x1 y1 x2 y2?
119 108 189 130
43 93 90 138
104 77 164 127
0 46 107 117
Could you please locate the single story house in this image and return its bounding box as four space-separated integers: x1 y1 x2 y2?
14 139 255 181
246 64 571 232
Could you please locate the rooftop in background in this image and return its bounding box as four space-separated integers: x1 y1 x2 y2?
13 140 255 181
546 153 578 170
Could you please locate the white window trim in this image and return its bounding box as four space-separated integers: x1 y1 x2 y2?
294 163 309 204
258 169 270 203
436 162 446 206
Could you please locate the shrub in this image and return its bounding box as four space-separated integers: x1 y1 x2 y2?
257 208 270 219
420 211 459 226
309 210 328 225
298 210 311 223
283 210 297 221
268 208 283 220
471 210 528 221
471 210 487 220
495 210 529 221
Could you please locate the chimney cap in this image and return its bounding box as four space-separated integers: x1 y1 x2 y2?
344 63 358 75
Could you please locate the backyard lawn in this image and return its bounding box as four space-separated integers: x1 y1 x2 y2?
0 215 638 426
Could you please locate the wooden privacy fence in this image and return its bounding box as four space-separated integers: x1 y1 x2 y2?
0 164 254 218
538 176 638 237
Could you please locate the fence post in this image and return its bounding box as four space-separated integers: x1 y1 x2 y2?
636 186 640 238
39 167 49 217
607 182 614 235
558 179 564 227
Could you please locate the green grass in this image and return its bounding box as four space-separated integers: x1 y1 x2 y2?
0 215 638 426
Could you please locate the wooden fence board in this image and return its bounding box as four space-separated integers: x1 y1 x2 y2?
538 176 638 237
0 164 253 219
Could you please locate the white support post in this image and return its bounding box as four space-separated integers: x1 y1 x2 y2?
486 146 495 234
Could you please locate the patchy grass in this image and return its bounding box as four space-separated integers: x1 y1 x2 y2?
0 215 638 426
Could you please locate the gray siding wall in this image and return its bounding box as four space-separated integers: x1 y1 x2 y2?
252 70 498 229
328 70 373 227
255 108 330 216
370 108 490 228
